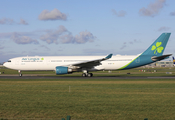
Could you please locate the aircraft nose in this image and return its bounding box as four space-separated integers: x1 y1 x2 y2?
3 62 7 67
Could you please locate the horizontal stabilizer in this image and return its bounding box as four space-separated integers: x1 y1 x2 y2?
151 54 172 61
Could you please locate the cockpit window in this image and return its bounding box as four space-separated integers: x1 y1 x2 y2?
8 60 11 62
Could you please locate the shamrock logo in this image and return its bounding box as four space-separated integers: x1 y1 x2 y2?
41 58 44 60
151 42 164 54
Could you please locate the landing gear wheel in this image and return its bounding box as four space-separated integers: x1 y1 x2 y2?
87 73 93 77
19 73 22 77
82 73 87 77
91 73 93 77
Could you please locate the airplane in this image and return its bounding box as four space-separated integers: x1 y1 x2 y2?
3 33 172 77
172 56 175 66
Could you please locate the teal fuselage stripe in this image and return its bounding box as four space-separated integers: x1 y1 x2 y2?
120 55 154 70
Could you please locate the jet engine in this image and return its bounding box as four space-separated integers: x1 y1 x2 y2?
56 66 72 75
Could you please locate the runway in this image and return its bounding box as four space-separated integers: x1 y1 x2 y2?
0 75 175 79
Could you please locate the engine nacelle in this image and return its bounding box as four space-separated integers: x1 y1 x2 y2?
56 66 72 75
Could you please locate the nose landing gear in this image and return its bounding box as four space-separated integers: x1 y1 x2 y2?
18 70 22 77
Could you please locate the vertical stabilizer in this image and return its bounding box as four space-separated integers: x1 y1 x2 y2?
119 33 171 70
173 56 175 65
142 33 171 56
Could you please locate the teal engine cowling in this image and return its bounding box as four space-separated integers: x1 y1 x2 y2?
56 66 72 75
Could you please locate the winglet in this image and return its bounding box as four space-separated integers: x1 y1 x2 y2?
105 54 113 59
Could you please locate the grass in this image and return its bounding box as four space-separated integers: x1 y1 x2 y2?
1 78 175 120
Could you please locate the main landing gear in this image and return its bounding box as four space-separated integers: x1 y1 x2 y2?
82 70 93 77
82 73 93 77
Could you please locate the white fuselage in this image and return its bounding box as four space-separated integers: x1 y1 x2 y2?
3 55 138 71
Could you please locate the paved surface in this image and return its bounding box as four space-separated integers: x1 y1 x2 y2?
0 75 175 79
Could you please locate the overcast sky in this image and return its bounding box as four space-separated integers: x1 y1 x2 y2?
0 0 175 62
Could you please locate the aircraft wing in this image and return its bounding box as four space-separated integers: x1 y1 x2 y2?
68 54 112 69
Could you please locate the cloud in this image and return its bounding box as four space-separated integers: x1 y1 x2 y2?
0 18 28 25
112 9 127 17
40 25 96 44
120 39 141 50
57 49 63 52
0 26 96 45
0 18 14 24
38 8 67 21
0 33 12 38
19 19 28 25
170 11 175 16
0 32 39 44
158 26 170 31
40 25 68 44
139 0 166 17
74 31 96 44
0 46 4 49
83 49 112 55
133 39 141 43
59 33 74 44
120 42 127 50
11 32 39 44
60 31 96 44
40 45 50 51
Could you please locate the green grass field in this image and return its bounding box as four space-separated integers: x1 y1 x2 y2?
1 78 175 120
1 67 175 119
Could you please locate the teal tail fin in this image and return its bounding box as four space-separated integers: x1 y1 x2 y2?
119 33 171 70
142 33 171 56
